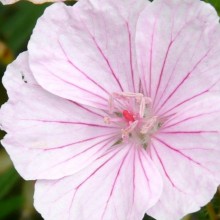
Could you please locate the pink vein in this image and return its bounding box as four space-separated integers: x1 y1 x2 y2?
161 130 218 134
101 148 130 220
68 101 104 118
153 40 188 110
151 142 183 192
126 22 135 92
132 147 136 205
158 89 208 116
153 10 206 109
42 136 116 174
158 72 220 117
155 137 214 175
155 49 211 113
163 110 220 129
43 133 117 151
148 17 157 97
59 41 110 96
42 65 107 105
67 148 123 220
153 41 173 104
78 17 124 92
20 119 117 128
146 3 163 97
138 150 150 190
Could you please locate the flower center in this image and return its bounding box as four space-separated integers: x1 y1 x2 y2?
104 92 162 149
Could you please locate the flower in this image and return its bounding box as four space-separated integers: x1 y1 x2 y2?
1 0 220 219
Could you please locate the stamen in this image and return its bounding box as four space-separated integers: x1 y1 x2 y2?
104 92 161 149
104 116 124 124
104 116 111 124
140 116 158 134
145 97 152 105
121 120 138 140
139 97 146 118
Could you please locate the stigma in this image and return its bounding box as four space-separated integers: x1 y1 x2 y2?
122 110 135 122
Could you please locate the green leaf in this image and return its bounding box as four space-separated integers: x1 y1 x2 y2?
0 167 20 199
0 2 50 55
0 196 24 219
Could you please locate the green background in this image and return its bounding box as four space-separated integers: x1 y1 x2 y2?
0 1 220 219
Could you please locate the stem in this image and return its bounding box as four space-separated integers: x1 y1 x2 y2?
182 214 191 220
206 203 217 220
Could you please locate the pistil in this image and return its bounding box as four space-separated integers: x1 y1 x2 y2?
104 92 161 148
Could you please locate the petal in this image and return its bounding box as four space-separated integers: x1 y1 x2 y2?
28 0 147 109
34 146 163 220
136 0 220 117
0 0 63 5
0 52 118 180
147 94 220 220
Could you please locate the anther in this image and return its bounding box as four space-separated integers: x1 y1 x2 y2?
121 120 138 140
104 116 124 124
140 116 158 134
104 116 111 124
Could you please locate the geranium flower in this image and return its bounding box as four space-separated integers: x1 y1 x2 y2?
1 0 220 219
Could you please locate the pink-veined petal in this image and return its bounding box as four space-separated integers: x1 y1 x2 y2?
28 0 147 109
136 0 220 117
34 145 163 220
0 52 118 180
147 94 220 220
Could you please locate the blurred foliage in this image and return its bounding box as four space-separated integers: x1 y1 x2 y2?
0 0 220 220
